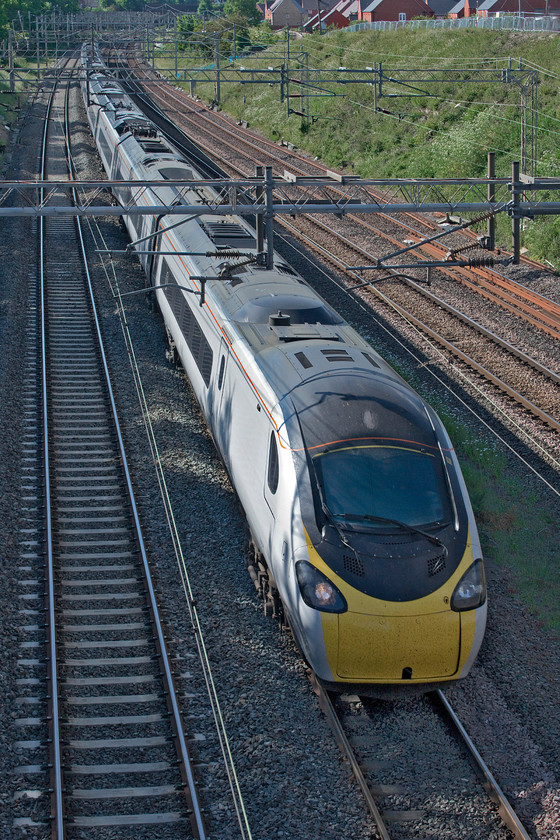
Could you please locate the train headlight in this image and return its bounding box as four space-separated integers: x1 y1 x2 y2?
296 561 347 613
451 559 486 611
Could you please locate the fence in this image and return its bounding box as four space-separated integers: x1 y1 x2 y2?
346 15 560 33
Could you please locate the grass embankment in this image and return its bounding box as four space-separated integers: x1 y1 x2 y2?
157 28 560 633
439 408 559 636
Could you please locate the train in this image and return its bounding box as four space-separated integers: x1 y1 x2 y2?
81 45 487 693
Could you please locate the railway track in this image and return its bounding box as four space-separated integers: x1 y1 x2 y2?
310 674 532 840
339 211 560 341
118 59 560 446
14 60 207 839
283 213 560 432
5 42 557 840
124 59 558 305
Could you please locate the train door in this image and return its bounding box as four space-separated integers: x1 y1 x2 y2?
210 338 230 458
264 430 279 518
263 427 288 571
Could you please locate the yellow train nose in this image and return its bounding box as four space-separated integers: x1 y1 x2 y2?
336 610 461 681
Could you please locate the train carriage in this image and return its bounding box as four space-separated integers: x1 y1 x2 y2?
81 45 486 692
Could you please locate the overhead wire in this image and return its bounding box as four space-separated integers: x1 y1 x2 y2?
275 231 560 500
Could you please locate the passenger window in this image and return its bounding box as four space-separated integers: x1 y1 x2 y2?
267 432 279 494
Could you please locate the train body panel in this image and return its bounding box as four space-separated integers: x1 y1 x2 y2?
82 47 487 690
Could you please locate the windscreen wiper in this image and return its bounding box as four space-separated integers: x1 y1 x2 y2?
319 498 354 551
343 513 448 552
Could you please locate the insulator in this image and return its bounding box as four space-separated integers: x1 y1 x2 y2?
467 257 495 267
468 209 497 225
447 242 479 259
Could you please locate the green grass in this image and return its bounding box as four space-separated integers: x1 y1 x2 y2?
435 406 559 636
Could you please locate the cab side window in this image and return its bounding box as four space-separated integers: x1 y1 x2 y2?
218 355 226 390
267 432 279 494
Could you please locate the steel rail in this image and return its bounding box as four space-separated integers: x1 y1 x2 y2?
297 209 560 348
442 269 560 340
65 65 208 840
303 213 560 362
473 265 560 315
365 219 560 337
31 54 209 839
308 673 391 840
39 67 66 840
310 671 532 840
432 691 532 840
341 213 560 340
399 281 560 387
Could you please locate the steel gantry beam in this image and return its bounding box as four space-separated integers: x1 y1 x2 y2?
3 167 559 262
0 174 509 217
0 169 558 216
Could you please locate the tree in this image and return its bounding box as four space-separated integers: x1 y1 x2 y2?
223 0 261 26
0 0 79 43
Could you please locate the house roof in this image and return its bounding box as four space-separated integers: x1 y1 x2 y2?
425 0 457 12
361 0 431 10
333 0 360 13
268 0 304 13
361 0 383 11
306 7 350 25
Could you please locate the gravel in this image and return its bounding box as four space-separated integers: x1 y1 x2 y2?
0 69 558 840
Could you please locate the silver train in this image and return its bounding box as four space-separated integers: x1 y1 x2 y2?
81 46 487 692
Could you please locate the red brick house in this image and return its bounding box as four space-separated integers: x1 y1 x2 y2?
264 0 305 27
358 0 434 21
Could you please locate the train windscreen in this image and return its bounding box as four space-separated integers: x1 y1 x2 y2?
313 444 452 530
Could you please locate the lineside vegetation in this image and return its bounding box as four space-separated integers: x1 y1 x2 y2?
160 25 560 264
